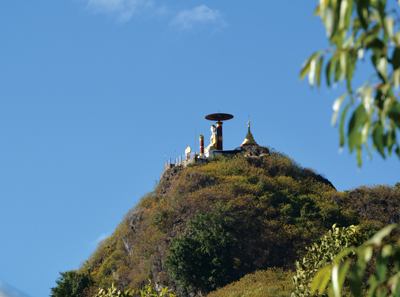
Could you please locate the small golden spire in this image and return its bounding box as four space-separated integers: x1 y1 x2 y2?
241 121 258 147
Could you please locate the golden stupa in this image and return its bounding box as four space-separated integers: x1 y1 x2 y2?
241 121 258 147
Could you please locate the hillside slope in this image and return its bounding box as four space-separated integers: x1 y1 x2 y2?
80 147 400 296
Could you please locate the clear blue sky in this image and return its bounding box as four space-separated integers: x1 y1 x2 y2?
0 1 398 296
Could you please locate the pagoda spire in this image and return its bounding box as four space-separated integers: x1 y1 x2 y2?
241 121 258 147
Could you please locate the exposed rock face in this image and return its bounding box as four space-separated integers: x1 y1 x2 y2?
242 145 270 157
159 167 183 194
129 212 143 233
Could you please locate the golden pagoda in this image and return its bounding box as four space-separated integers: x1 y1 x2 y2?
241 121 258 147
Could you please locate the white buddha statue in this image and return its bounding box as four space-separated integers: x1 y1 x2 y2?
205 125 218 152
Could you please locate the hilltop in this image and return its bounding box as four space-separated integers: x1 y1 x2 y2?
57 146 400 296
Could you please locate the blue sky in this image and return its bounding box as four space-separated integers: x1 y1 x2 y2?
0 1 398 296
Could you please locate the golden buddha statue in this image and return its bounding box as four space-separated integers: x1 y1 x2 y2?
205 125 218 151
241 121 258 147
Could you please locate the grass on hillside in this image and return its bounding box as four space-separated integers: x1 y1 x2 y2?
206 268 293 297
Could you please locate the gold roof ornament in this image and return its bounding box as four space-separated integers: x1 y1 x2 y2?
241 121 258 147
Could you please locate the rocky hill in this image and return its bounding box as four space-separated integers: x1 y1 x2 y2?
74 146 400 296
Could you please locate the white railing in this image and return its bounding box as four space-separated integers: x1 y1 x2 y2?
164 153 200 168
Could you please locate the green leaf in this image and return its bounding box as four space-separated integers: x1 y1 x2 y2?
357 146 362 166
348 105 367 152
349 259 367 297
316 55 324 90
388 272 400 297
326 55 338 87
393 69 400 90
375 0 386 29
310 264 332 294
377 57 388 81
346 51 356 91
300 55 313 81
393 31 400 45
376 245 393 281
334 246 356 263
368 275 380 297
363 86 374 114
309 56 317 86
326 59 333 87
386 128 396 154
388 102 400 129
332 93 347 126
355 0 370 30
378 83 391 95
332 261 351 297
300 51 322 82
334 57 342 83
323 7 334 37
361 121 370 145
328 1 341 39
384 17 394 37
313 4 321 17
339 0 351 30
340 103 350 147
393 48 400 69
366 38 384 51
365 224 398 246
373 121 385 157
338 260 351 295
340 52 347 81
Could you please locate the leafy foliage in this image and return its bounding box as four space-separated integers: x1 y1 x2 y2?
136 280 178 297
94 283 134 297
165 205 238 293
292 224 367 297
310 224 400 297
301 0 400 165
94 281 177 297
50 270 91 297
206 268 294 297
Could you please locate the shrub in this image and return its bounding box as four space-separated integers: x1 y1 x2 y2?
292 224 367 297
165 204 238 293
50 270 91 297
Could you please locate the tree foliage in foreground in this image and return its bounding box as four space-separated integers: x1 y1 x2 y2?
301 0 400 165
311 224 400 297
292 224 367 297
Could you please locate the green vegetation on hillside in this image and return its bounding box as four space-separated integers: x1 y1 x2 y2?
50 147 400 296
206 268 293 297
